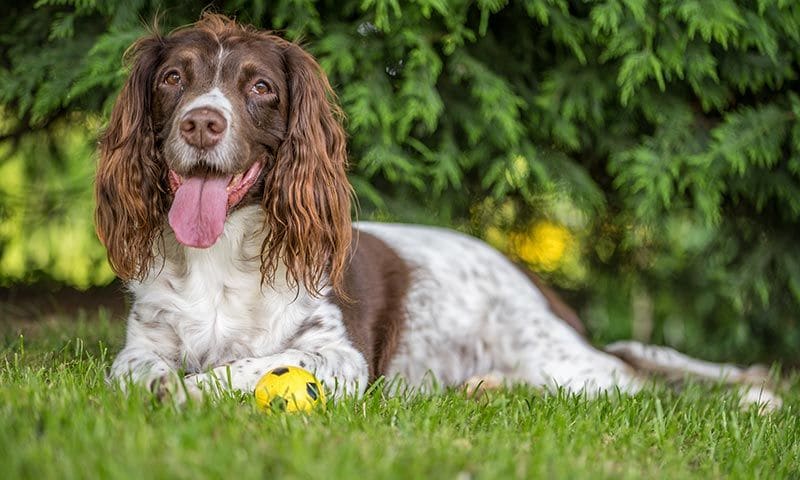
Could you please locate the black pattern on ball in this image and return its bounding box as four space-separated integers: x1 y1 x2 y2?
270 367 289 376
306 382 319 400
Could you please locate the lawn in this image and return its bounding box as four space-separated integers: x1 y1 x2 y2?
1 310 798 479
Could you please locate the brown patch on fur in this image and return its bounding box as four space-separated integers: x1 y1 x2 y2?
331 230 411 381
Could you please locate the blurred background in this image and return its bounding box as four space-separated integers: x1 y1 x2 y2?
1 0 798 365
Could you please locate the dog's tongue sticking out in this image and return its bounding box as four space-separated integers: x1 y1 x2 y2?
168 175 232 248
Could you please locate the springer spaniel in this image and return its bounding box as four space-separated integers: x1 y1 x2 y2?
97 14 780 409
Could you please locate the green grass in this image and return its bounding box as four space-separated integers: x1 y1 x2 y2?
1 311 799 479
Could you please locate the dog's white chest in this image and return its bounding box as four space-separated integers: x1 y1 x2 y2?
132 207 317 371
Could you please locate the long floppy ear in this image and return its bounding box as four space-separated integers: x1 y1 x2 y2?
262 41 352 296
95 36 169 281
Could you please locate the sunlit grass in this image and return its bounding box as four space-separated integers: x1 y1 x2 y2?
1 312 798 479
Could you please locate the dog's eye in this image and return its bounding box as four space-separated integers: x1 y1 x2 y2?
251 80 271 95
164 71 181 86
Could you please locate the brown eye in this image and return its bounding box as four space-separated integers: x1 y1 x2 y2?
164 71 181 86
251 80 271 95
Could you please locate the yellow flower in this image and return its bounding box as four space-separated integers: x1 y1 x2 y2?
511 221 572 272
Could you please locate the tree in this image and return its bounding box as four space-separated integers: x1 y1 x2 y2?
1 0 799 362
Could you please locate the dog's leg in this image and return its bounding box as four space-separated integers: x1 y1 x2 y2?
465 347 645 400
113 341 368 406
185 302 369 401
605 340 782 411
463 372 505 398
110 347 177 390
605 340 768 382
475 303 648 397
184 345 369 400
521 345 646 396
108 308 203 401
110 345 207 403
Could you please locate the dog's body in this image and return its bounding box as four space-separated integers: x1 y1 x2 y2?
112 209 640 397
100 15 779 408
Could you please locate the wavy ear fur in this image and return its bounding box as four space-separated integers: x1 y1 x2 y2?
262 41 352 296
95 36 169 281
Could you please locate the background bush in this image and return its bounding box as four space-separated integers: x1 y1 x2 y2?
1 0 799 363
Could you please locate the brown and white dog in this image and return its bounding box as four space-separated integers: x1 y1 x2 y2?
97 14 779 409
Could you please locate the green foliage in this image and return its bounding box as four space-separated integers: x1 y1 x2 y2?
1 0 800 361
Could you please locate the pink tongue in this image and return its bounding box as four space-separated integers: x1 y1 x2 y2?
168 176 231 248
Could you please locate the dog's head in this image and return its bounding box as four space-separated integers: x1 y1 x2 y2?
95 13 351 294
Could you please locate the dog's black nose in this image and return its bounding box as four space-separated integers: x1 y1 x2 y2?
180 108 227 149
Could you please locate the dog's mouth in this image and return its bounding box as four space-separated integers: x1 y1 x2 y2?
167 160 264 248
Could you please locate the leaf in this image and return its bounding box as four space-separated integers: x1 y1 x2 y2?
617 50 665 106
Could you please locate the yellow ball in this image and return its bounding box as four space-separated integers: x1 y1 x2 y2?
254 366 326 413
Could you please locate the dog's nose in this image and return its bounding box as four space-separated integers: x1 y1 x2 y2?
180 108 227 149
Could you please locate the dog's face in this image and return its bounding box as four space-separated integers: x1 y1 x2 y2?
95 14 352 294
154 31 288 177
152 28 291 248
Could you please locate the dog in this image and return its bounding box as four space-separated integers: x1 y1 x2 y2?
96 14 780 409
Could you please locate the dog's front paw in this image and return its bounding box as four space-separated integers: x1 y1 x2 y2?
463 373 504 399
148 373 203 405
738 384 783 414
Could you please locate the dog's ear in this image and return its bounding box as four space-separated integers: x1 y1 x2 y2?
261 41 352 296
95 35 169 281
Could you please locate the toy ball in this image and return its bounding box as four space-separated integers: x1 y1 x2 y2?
254 366 326 413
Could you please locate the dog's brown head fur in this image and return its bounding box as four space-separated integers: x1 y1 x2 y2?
95 13 351 295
